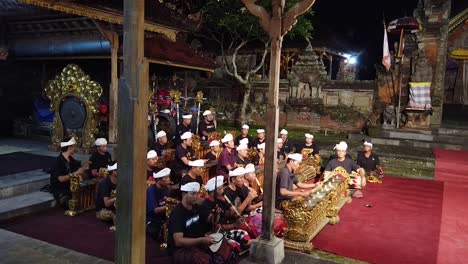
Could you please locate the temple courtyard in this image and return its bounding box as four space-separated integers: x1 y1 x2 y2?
0 130 467 264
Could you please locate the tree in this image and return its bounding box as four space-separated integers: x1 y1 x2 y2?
199 0 313 125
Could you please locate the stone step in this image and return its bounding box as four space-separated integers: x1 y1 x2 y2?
379 130 468 145
0 191 56 222
370 137 468 151
0 170 49 199
436 127 468 137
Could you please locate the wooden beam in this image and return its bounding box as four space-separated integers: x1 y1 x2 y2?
19 0 179 41
115 0 147 263
260 1 283 241
109 31 119 144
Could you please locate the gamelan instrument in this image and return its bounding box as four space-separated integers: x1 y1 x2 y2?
281 167 351 253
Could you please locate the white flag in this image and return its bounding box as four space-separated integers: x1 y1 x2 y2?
382 24 391 71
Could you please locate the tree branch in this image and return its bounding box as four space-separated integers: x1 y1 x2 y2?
241 0 270 33
249 41 270 74
282 0 316 36
232 40 248 85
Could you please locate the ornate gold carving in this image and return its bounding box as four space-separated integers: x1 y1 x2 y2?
65 177 100 217
283 169 352 250
99 167 109 177
192 135 201 151
69 173 79 192
46 64 103 149
367 171 383 183
160 197 179 249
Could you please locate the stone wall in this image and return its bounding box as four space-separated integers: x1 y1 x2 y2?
199 75 376 132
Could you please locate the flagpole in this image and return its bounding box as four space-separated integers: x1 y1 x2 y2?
396 28 405 129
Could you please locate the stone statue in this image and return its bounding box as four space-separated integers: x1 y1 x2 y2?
382 105 396 128
412 51 433 82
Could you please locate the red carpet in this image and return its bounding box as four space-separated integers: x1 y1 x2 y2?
0 208 170 263
313 176 443 264
0 152 55 176
433 149 468 264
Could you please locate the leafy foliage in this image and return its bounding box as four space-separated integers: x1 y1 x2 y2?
200 0 314 48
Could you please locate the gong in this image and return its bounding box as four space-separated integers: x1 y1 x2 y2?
60 96 87 130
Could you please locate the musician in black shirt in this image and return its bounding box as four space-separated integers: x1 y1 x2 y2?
96 162 117 223
198 110 216 140
168 182 214 262
50 138 86 209
88 138 112 179
234 124 254 148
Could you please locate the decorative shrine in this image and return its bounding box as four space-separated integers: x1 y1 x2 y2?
46 64 103 152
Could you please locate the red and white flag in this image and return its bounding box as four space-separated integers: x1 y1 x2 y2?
382 24 391 71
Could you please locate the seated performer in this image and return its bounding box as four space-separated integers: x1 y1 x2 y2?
277 138 286 160
325 141 366 197
198 110 216 140
96 162 117 223
50 137 86 209
146 150 158 180
200 176 251 251
146 168 171 241
252 129 266 149
327 141 352 162
356 141 383 179
217 133 236 180
87 138 112 179
275 153 317 209
174 132 196 184
235 124 254 148
180 160 205 187
175 113 193 145
243 164 263 203
300 133 320 158
235 144 249 168
252 143 265 166
167 182 215 262
205 140 220 161
279 129 295 154
152 130 169 157
224 167 262 215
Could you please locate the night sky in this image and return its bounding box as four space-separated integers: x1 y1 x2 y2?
308 0 467 80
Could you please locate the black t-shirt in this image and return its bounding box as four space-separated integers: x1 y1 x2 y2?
328 153 353 164
235 135 254 148
88 152 112 178
282 139 295 154
50 154 81 195
252 154 261 166
152 142 168 157
356 152 380 173
325 157 360 174
205 151 217 161
175 124 192 145
198 120 216 138
199 198 232 230
300 142 320 156
277 149 286 160
253 138 265 148
180 174 204 187
174 145 195 172
96 176 117 211
147 169 155 180
168 203 205 255
235 155 249 168
224 185 250 214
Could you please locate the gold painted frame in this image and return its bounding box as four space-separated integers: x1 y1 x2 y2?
46 64 103 149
